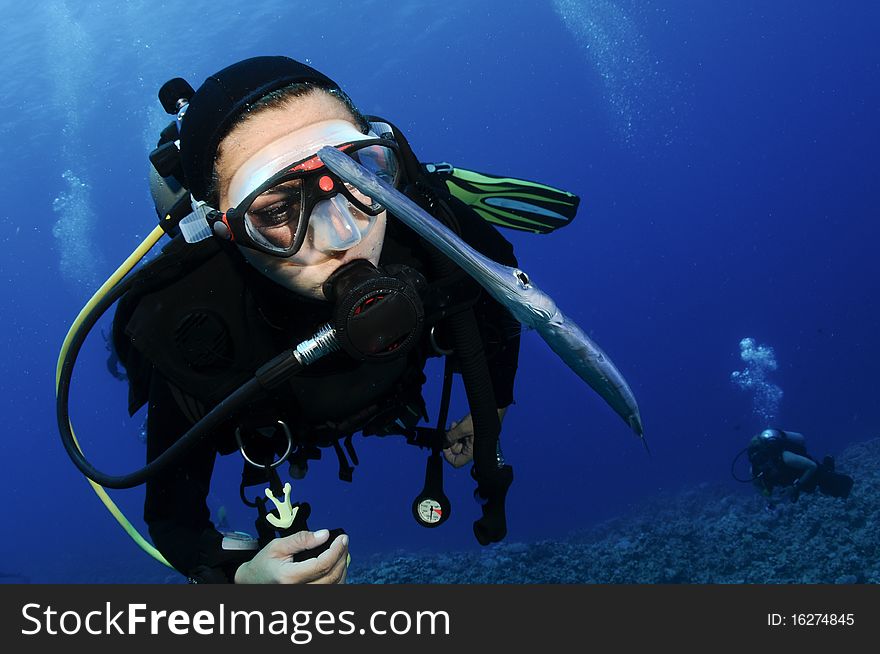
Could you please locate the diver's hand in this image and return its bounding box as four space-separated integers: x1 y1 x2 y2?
234 530 349 584
443 408 508 468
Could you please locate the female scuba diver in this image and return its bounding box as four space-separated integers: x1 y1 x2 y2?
56 55 643 584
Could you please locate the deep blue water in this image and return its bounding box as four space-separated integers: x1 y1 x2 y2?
1 0 877 583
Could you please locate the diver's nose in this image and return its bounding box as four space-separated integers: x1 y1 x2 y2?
309 194 366 253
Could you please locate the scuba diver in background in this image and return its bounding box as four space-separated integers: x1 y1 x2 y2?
56 55 643 584
746 428 854 504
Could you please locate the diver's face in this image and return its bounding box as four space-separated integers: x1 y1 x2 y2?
215 90 387 300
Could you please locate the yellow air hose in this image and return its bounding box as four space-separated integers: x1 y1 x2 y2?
55 225 173 568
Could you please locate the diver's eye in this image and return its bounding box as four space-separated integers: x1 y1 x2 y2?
247 181 302 229
248 200 298 230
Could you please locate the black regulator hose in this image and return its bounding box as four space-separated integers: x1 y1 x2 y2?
410 181 512 546
58 254 418 490
383 115 513 545
730 446 758 483
56 273 311 489
446 309 513 545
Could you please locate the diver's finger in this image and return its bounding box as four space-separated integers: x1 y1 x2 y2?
314 545 349 585
444 423 473 448
444 421 460 440
443 449 469 468
282 533 345 582
306 535 349 584
340 554 350 584
274 529 330 557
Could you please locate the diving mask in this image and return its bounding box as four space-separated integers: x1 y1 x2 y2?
180 120 401 262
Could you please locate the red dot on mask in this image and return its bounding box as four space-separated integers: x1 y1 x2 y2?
318 175 335 192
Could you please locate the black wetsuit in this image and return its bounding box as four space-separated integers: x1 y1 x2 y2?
748 432 854 502
748 434 810 493
118 206 520 583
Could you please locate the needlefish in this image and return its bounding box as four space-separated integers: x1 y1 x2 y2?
319 146 645 441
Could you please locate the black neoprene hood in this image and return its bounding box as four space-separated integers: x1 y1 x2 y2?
179 55 340 201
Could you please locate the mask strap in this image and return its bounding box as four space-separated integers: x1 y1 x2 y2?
178 198 216 243
368 121 394 140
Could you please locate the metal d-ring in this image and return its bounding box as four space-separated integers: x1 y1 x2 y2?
235 420 294 469
429 325 454 356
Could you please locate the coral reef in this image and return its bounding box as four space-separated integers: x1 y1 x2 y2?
347 438 880 584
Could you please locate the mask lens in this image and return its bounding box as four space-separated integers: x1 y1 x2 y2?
341 144 399 211
244 178 303 252
237 141 397 257
343 181 374 207
352 144 399 185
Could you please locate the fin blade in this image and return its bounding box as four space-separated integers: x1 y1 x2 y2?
425 163 581 234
